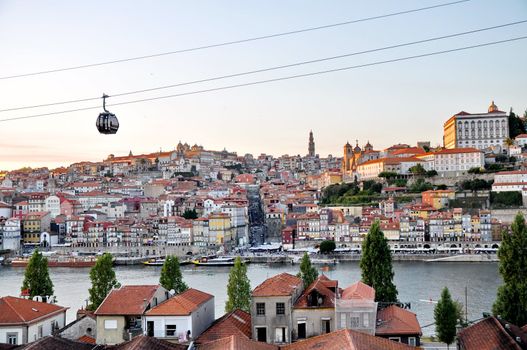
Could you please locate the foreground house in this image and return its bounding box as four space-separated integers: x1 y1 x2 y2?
457 316 527 350
375 305 421 346
292 275 338 340
0 296 68 345
94 285 168 345
195 309 251 344
335 281 378 335
251 273 304 344
144 288 214 341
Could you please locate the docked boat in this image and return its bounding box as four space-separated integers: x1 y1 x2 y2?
143 257 192 266
143 258 166 266
10 256 98 268
192 256 246 266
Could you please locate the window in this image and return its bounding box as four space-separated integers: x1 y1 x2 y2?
38 325 43 338
276 302 285 315
7 333 18 345
389 337 401 342
350 316 360 328
362 313 369 327
256 303 266 316
104 319 118 329
340 313 346 328
409 337 416 346
165 324 177 337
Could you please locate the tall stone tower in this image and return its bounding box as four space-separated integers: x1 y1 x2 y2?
308 131 315 157
342 142 353 172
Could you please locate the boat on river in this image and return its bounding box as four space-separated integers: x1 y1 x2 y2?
10 256 98 268
143 257 192 266
192 256 247 266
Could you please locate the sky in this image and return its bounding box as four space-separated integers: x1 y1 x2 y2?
0 0 526 170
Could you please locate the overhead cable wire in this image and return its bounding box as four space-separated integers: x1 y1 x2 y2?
0 0 471 80
0 35 525 124
1 19 525 113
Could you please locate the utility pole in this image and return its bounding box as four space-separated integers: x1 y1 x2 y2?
465 285 468 323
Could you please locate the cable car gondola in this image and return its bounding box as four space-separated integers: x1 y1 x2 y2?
96 94 119 134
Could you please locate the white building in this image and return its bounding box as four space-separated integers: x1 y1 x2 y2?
443 101 509 151
44 195 61 218
143 288 214 341
0 296 67 345
357 157 424 180
492 170 527 192
418 148 484 176
1 218 21 252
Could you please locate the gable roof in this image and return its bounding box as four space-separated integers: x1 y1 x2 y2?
341 281 375 301
376 305 422 336
199 334 279 350
281 329 419 350
252 273 302 297
457 316 526 350
294 275 337 309
94 285 162 316
196 309 251 344
145 288 213 316
0 296 68 326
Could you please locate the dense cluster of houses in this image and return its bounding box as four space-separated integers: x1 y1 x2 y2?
1 271 525 349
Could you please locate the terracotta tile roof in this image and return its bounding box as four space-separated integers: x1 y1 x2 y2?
77 335 96 344
196 309 251 344
94 285 162 316
341 281 375 301
145 288 213 316
294 275 337 309
282 329 419 350
252 273 303 297
433 147 482 155
0 296 68 326
376 305 421 336
16 336 96 350
199 334 279 350
106 334 187 350
457 317 526 350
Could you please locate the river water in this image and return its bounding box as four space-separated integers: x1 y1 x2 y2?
0 262 500 336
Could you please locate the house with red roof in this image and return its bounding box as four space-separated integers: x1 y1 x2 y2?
457 316 527 350
335 281 378 336
94 285 168 345
195 309 251 344
375 305 422 346
143 288 214 342
0 296 68 345
251 273 304 344
292 275 339 341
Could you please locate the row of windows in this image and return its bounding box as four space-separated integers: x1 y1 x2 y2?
256 302 285 316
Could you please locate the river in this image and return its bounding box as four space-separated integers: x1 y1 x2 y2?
0 261 500 336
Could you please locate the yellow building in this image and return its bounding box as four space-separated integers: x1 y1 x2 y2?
208 213 233 246
22 212 51 244
421 190 456 210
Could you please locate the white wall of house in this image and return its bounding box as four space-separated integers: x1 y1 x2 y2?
0 326 23 345
144 315 191 340
26 312 66 343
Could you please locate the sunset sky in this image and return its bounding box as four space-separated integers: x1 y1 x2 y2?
1 0 526 170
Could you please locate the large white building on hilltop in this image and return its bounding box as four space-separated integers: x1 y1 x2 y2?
443 101 509 151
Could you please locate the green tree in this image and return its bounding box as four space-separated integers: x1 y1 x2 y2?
88 253 120 311
509 111 525 139
182 208 198 220
434 287 458 349
21 250 54 301
467 167 482 174
426 170 438 177
319 240 336 254
409 163 426 176
160 255 188 294
492 213 527 326
297 252 318 288
360 221 398 302
225 257 251 312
